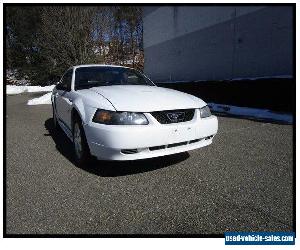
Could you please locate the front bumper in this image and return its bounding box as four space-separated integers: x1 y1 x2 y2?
84 110 218 160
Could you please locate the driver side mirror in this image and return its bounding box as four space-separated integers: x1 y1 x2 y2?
56 83 66 91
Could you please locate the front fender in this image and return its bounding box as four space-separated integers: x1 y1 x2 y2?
72 98 104 127
71 91 116 126
72 98 87 125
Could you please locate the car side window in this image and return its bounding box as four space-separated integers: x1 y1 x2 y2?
58 69 73 91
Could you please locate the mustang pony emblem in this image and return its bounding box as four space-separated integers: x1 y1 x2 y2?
167 112 185 122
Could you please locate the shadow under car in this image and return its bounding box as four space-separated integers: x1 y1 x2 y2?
44 118 190 177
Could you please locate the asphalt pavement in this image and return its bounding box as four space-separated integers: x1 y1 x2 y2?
6 93 294 235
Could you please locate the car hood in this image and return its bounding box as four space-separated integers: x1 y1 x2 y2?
86 85 206 112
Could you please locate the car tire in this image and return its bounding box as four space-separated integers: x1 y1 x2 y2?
73 117 91 166
52 104 59 130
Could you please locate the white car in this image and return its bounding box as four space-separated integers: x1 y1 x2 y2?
51 65 218 165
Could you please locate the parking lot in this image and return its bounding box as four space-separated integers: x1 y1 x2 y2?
6 93 294 235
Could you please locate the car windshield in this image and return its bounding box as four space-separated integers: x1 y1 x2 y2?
75 67 155 90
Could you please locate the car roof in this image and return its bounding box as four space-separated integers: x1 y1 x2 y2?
73 64 132 70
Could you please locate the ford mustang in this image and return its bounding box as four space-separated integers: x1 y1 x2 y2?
51 65 218 165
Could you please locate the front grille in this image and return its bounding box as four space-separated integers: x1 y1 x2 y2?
151 109 195 124
167 141 188 148
149 145 166 151
121 149 138 154
189 138 201 144
205 135 214 140
149 138 202 151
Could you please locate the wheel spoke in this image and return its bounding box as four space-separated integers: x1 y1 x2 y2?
74 123 82 159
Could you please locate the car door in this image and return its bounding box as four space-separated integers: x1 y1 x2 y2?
55 69 73 131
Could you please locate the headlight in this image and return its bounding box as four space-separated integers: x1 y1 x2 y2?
199 105 211 118
92 109 149 125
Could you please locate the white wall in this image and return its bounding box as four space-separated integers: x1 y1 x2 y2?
143 6 293 81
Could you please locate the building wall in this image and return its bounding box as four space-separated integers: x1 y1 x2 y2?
143 6 293 82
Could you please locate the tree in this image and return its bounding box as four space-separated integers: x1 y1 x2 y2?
6 6 43 81
6 5 144 85
37 6 98 83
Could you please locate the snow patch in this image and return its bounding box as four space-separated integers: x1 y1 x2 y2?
27 92 52 105
6 85 55 95
208 103 293 124
6 83 55 105
26 85 55 93
6 85 28 95
228 75 293 81
158 75 293 84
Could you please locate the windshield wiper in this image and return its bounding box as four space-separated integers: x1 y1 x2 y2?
76 82 110 90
